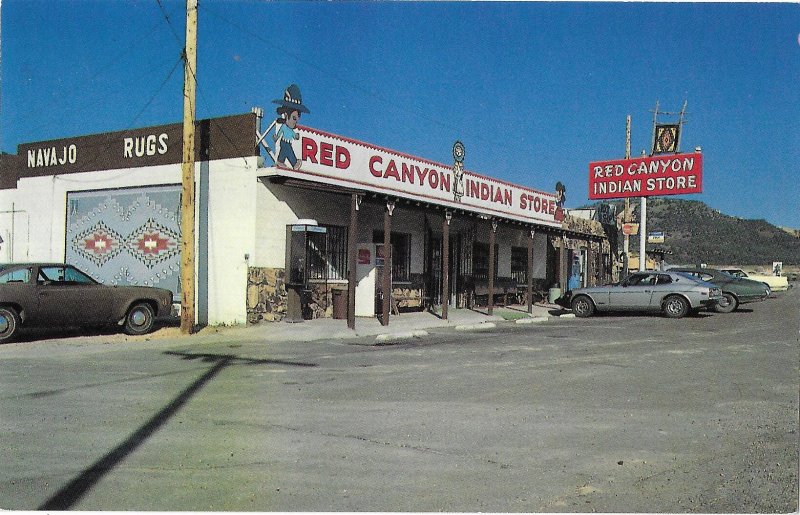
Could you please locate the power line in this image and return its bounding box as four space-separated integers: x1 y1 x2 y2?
9 7 184 147
200 4 556 175
155 0 183 45
132 55 184 127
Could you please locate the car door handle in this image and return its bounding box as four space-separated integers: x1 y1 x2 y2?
644 290 651 293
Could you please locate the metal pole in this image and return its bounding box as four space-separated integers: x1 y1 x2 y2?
623 115 631 278
639 101 660 272
639 197 647 271
180 0 197 334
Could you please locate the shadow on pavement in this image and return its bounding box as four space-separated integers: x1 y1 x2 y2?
38 351 316 510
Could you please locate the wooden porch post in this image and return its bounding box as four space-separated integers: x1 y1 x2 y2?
347 193 359 330
381 200 394 326
488 219 497 316
559 234 567 292
527 228 535 314
442 211 451 320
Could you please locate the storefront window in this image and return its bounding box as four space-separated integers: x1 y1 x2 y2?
325 226 348 280
288 225 348 283
511 246 528 284
473 242 499 280
372 231 411 282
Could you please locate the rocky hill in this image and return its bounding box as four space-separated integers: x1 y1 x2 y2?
581 198 800 266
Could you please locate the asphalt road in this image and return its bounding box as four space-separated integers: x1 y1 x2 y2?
0 287 797 512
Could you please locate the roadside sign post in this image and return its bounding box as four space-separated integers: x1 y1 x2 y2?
590 104 696 273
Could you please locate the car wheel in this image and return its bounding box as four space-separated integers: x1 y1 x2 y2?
123 302 155 335
663 295 689 318
571 295 595 318
715 292 738 313
0 306 21 343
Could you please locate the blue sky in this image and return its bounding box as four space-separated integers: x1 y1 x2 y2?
2 1 799 228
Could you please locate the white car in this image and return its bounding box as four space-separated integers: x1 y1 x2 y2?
558 271 722 319
719 268 788 292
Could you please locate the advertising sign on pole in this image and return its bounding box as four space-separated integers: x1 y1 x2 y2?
647 231 665 243
588 152 703 200
622 223 639 236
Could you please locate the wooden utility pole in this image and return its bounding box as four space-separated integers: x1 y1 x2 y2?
676 100 688 152
180 0 198 334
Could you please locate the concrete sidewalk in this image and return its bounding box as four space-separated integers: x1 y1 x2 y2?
201 302 571 345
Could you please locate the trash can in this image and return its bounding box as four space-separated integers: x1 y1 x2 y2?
548 287 562 304
332 287 348 320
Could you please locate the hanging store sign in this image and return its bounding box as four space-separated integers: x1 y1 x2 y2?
262 126 561 226
588 152 703 200
653 124 680 154
647 231 666 243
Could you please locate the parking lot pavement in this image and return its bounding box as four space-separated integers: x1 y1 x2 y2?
0 289 796 511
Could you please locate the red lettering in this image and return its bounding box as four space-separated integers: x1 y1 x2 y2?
493 187 503 203
369 155 383 177
469 180 480 198
416 167 429 184
520 193 528 210
302 138 318 164
439 172 450 192
385 159 400 180
480 183 490 200
319 142 334 167
429 169 439 189
336 147 350 169
504 189 512 206
402 163 414 183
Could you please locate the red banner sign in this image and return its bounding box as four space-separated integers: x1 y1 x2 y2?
588 152 703 200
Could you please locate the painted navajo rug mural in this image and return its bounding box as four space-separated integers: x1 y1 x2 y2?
66 185 181 297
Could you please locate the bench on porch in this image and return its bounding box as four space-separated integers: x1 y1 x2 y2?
472 277 522 307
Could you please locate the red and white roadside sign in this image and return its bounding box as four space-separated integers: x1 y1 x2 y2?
588 152 703 200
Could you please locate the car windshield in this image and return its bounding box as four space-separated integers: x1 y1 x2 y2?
673 272 703 283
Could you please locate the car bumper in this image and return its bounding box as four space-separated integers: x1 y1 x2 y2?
699 298 719 309
738 293 769 304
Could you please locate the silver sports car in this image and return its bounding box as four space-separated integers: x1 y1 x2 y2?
558 271 723 319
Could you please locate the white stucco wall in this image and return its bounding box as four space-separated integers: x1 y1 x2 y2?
198 157 259 325
0 155 261 326
254 181 430 275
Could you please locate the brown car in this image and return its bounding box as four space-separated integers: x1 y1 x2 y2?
0 263 174 343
